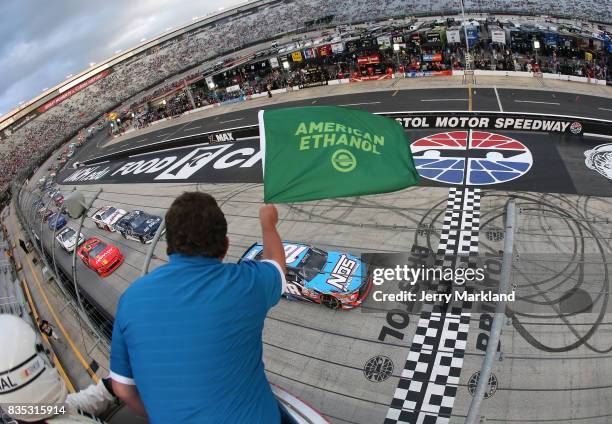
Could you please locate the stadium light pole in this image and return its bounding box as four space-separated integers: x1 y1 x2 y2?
459 0 471 63
533 39 540 66
393 43 401 71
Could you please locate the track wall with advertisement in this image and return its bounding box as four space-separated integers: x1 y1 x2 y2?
61 112 612 197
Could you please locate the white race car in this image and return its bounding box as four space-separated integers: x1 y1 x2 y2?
55 227 85 253
91 206 127 232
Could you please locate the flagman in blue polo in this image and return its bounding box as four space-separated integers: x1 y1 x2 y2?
258 106 419 203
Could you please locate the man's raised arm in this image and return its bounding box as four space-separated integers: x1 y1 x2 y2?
259 204 286 275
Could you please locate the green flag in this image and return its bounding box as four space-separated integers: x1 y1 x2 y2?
258 106 419 203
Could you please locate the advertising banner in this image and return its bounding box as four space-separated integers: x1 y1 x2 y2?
303 48 316 60
446 29 461 44
349 74 393 82
225 84 241 93
377 35 391 50
426 31 441 44
269 57 279 68
422 54 442 62
357 55 380 65
65 113 612 198
392 35 404 44
317 44 332 56
466 28 479 48
331 42 344 54
491 29 506 44
221 96 246 106
106 112 119 121
544 32 558 47
37 69 112 113
577 37 590 49
405 70 452 78
291 51 303 62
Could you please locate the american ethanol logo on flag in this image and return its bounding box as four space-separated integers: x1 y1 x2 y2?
258 106 419 203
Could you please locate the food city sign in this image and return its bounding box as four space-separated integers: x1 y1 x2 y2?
61 140 264 185
394 114 584 134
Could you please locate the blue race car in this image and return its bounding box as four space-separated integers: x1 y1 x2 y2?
240 242 370 310
114 210 163 244
47 213 67 231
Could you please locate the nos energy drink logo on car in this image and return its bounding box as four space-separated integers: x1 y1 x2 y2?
410 131 533 185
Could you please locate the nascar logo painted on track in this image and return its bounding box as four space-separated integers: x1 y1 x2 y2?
411 131 533 185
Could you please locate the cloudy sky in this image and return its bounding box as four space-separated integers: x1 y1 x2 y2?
0 0 239 117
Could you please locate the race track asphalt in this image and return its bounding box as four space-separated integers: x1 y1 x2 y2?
20 84 612 423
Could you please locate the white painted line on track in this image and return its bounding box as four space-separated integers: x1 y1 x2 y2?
494 86 503 112
217 118 243 124
514 100 560 105
184 125 201 131
337 102 381 106
598 107 612 112
584 133 612 140
156 133 168 137
420 99 467 102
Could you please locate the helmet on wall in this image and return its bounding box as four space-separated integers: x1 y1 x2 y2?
0 314 68 422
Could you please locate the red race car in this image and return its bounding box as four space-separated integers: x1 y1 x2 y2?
77 238 124 277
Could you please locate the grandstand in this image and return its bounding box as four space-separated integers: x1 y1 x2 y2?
1 0 611 192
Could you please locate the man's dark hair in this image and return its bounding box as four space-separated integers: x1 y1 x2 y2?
165 192 227 257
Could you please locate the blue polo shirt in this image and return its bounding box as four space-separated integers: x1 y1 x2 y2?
110 254 285 424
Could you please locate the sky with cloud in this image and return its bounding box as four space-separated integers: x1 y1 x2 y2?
0 0 239 117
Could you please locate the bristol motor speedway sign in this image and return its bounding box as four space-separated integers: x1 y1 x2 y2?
394 114 585 134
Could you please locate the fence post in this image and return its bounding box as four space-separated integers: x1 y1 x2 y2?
465 199 516 424
71 189 102 322
141 219 166 276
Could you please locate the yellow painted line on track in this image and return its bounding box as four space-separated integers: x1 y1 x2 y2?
468 84 473 112
23 250 100 383
21 278 76 393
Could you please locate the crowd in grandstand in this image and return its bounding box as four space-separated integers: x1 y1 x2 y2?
0 0 611 193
